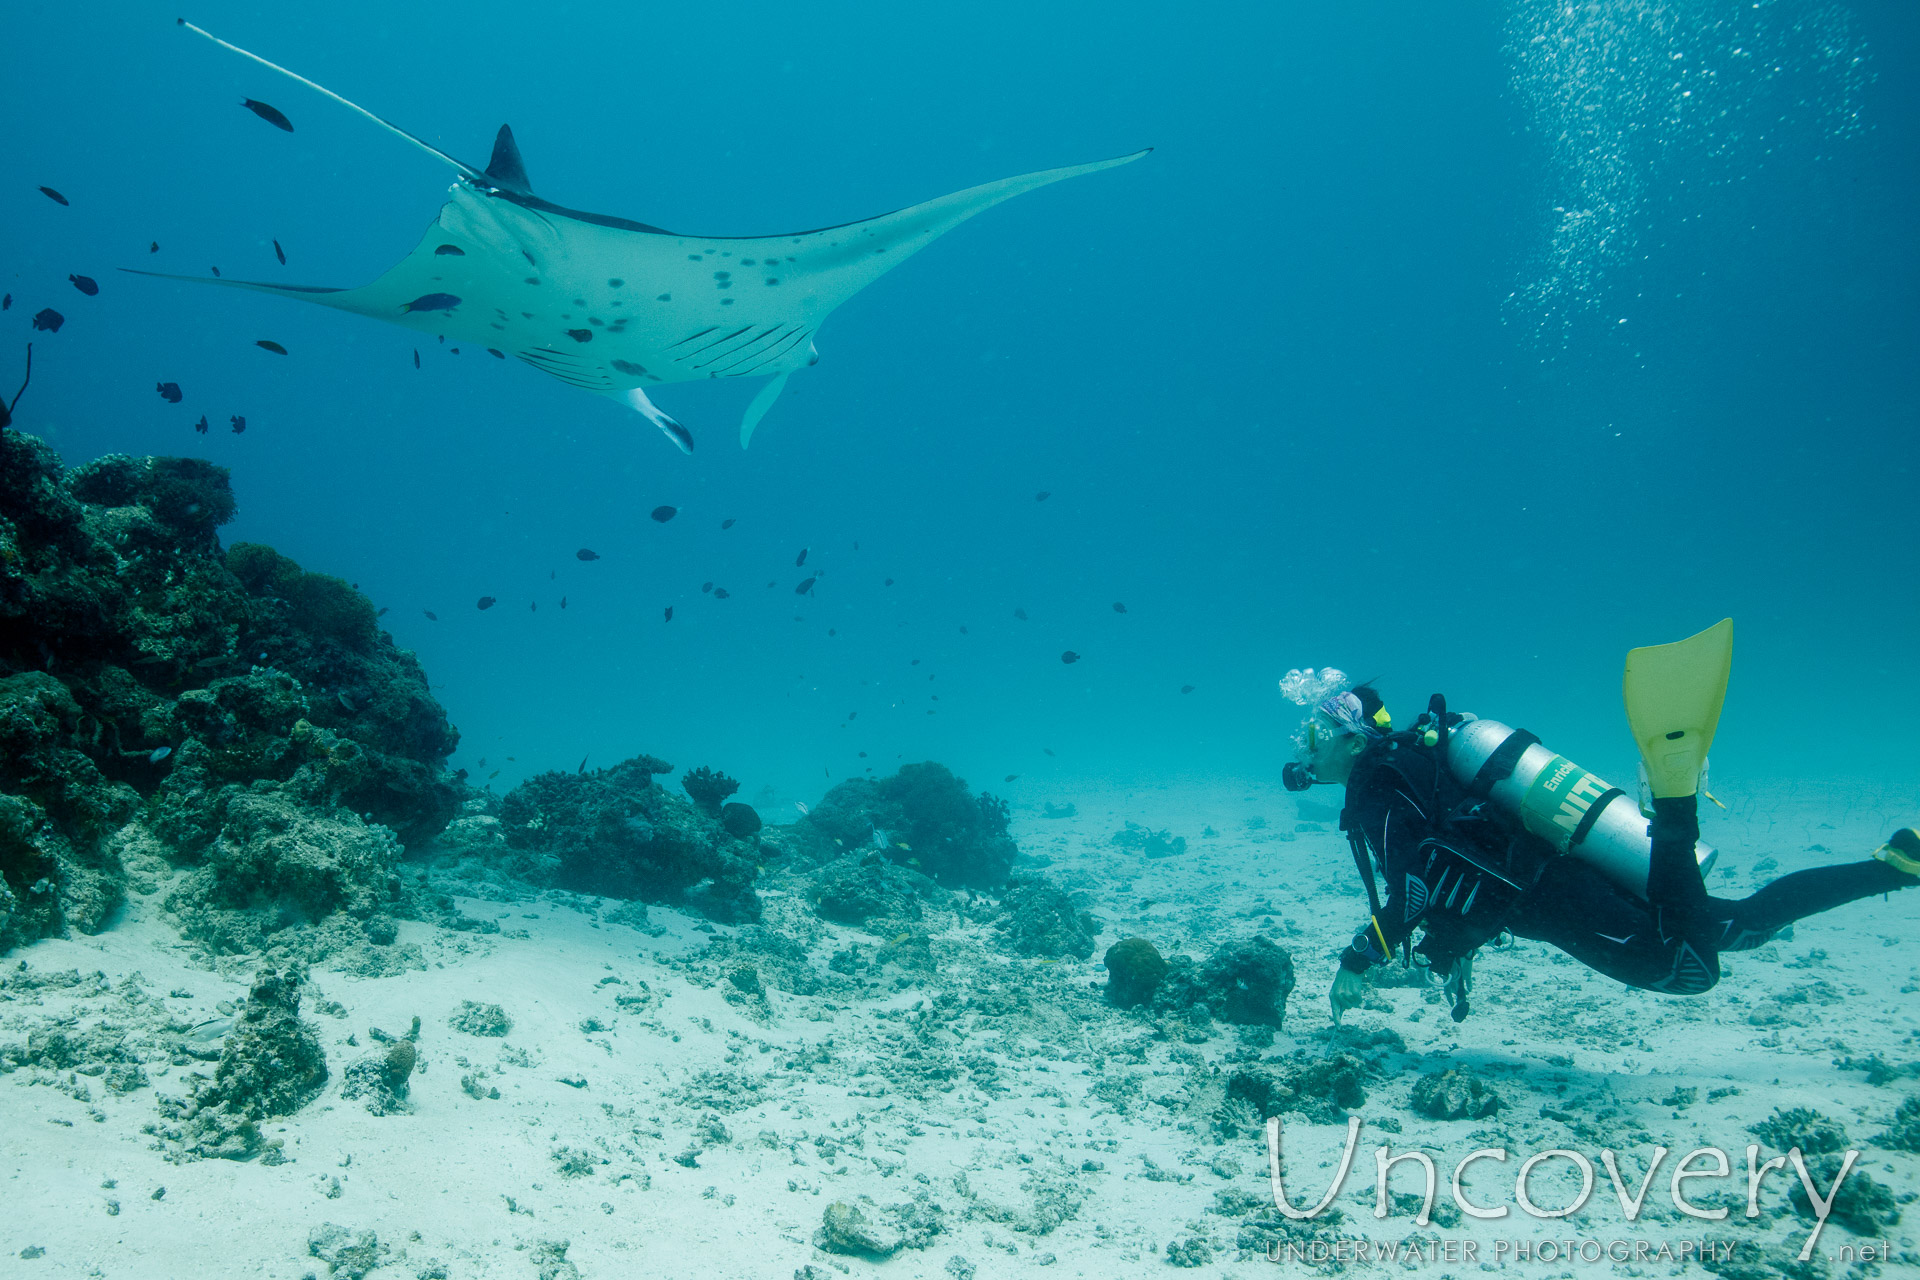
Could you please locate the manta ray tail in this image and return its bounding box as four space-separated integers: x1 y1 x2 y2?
176 19 488 182
116 267 346 299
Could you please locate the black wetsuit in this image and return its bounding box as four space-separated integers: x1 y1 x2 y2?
1337 735 1914 997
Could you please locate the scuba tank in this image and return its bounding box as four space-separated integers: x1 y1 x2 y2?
1443 717 1715 902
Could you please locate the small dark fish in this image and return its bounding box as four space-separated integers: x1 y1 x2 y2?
578 756 589 774
476 596 496 610
1043 748 1055 757
1181 684 1196 694
229 415 246 434
795 547 809 568
701 582 713 594
434 244 465 256
40 186 69 205
193 415 208 434
1004 774 1019 783
650 505 677 523
884 578 894 586
156 382 183 403
241 98 294 131
69 274 99 296
488 348 504 359
149 242 158 254
530 601 537 612
376 607 389 617
401 293 460 313
720 518 735 529
576 549 601 561
560 596 567 609
1112 602 1128 613
1 295 8 310
450 348 459 355
413 349 420 369
256 340 287 355
566 328 592 342
31 309 64 333
423 610 438 621
1014 608 1028 621
1060 651 1080 664
1035 490 1050 502
959 625 969 635
663 606 674 622
795 577 816 595
270 241 286 267
713 587 730 599
210 266 221 277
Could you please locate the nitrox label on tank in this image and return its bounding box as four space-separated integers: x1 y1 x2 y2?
1520 755 1615 851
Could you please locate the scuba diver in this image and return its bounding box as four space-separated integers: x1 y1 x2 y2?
1278 620 1920 1025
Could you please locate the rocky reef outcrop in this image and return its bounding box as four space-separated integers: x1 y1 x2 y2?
152 964 328 1160
774 762 1016 889
498 756 765 923
0 432 461 956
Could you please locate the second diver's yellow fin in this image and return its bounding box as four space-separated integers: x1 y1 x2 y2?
1624 617 1733 800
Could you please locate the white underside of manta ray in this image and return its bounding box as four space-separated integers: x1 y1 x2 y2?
129 22 1150 453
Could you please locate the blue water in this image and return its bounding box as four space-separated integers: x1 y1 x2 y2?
7 1 1917 813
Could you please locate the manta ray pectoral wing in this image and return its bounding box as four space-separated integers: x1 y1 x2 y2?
785 148 1152 311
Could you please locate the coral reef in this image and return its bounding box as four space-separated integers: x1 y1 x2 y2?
810 854 948 935
1102 937 1167 1008
1111 821 1187 860
307 1224 385 1280
787 762 1017 889
500 754 762 922
1409 1066 1503 1120
1788 1153 1900 1233
993 874 1098 960
449 1000 513 1037
1213 1053 1374 1133
153 965 327 1160
680 766 739 816
341 1017 419 1115
1750 1106 1850 1155
1153 937 1296 1034
1875 1095 1920 1152
0 432 463 956
816 1195 946 1259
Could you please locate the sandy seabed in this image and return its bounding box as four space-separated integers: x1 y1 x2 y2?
3 776 1916 1279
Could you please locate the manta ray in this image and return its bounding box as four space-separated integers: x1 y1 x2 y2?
130 22 1149 452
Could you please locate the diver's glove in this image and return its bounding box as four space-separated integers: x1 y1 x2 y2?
1441 952 1474 1023
1329 968 1367 1025
1875 828 1920 878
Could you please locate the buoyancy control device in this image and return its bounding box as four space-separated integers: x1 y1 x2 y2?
1441 716 1715 902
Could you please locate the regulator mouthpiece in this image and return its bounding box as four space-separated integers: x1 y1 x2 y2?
1282 762 1315 792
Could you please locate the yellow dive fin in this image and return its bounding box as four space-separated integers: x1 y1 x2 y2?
1623 618 1733 800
